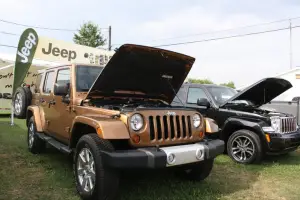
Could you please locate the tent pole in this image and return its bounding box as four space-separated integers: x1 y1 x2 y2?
10 102 14 126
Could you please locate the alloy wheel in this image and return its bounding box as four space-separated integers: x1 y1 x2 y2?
76 148 96 192
231 135 255 162
14 93 22 115
28 122 35 148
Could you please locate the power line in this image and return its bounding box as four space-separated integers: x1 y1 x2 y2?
149 16 300 42
110 16 300 47
0 44 17 48
0 31 19 36
0 19 108 32
154 25 300 47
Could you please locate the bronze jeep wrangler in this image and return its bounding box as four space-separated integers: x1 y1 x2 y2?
14 44 224 200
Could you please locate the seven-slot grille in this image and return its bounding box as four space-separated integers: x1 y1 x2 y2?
149 115 192 141
280 117 297 133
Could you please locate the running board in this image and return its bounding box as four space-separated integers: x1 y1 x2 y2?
36 132 72 154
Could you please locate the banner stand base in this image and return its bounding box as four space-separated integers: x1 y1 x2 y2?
10 103 14 126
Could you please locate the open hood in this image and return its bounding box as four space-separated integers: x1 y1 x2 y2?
220 77 292 107
85 44 195 104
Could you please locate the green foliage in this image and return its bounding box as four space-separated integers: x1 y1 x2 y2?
73 21 106 48
1 117 300 200
187 78 236 89
187 78 214 84
220 81 236 89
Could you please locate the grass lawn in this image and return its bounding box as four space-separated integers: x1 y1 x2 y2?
1 116 300 200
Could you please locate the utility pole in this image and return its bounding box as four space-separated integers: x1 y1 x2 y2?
108 26 112 51
289 19 293 69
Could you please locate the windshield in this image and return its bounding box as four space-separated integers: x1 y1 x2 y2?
76 65 104 92
206 86 238 105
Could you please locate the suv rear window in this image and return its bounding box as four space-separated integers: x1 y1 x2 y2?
34 73 43 93
43 71 55 93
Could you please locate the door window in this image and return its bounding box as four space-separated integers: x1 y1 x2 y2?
43 71 55 94
56 68 70 85
187 87 208 104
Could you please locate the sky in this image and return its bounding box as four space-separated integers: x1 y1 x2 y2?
1 0 300 88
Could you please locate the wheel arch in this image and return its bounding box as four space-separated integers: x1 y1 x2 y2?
26 106 44 132
221 117 268 147
69 116 130 149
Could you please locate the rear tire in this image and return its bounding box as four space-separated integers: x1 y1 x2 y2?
27 117 46 154
13 87 32 119
74 134 119 200
227 129 263 164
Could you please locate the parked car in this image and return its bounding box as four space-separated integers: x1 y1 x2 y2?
172 78 300 164
14 44 224 200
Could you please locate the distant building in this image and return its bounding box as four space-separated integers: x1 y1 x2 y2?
237 67 300 101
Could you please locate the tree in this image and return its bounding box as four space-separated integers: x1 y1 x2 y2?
187 78 214 84
73 21 106 48
220 81 235 89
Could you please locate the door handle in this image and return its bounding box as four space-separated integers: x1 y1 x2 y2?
48 99 56 108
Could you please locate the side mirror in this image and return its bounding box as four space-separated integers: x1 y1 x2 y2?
197 98 210 108
54 82 69 96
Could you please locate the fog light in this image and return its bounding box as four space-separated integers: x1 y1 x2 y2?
167 153 176 164
196 148 203 160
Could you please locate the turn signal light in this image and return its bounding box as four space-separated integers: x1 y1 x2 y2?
96 127 102 136
132 134 140 143
265 134 271 143
199 131 204 138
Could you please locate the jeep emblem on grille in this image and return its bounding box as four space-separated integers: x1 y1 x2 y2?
167 111 176 116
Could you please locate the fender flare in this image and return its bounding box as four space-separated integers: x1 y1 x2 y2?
26 106 45 132
71 116 130 140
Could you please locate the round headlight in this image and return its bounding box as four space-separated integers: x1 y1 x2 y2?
130 114 144 131
192 114 201 128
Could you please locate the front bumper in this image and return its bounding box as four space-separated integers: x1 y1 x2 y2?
101 139 225 169
267 130 300 153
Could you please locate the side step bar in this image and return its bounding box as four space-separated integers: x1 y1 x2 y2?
36 132 72 154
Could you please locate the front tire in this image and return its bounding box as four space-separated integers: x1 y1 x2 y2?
74 134 119 200
227 129 263 164
27 117 46 154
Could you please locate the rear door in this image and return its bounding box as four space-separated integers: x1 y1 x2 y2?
44 67 74 144
39 70 56 134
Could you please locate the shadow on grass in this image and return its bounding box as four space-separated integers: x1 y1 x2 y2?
35 145 262 200
0 118 263 200
263 149 300 165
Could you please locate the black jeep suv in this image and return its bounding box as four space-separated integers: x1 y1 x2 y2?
172 78 300 164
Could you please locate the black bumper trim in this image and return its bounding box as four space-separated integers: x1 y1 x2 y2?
101 139 225 169
267 131 300 153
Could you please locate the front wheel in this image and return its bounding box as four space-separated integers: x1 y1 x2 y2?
74 134 119 200
227 129 263 164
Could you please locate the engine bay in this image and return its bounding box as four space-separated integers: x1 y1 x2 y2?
86 98 172 112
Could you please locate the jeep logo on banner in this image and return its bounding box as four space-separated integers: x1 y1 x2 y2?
34 37 114 65
13 28 39 94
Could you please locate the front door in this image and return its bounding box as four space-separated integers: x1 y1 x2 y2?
43 67 74 144
185 87 213 117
